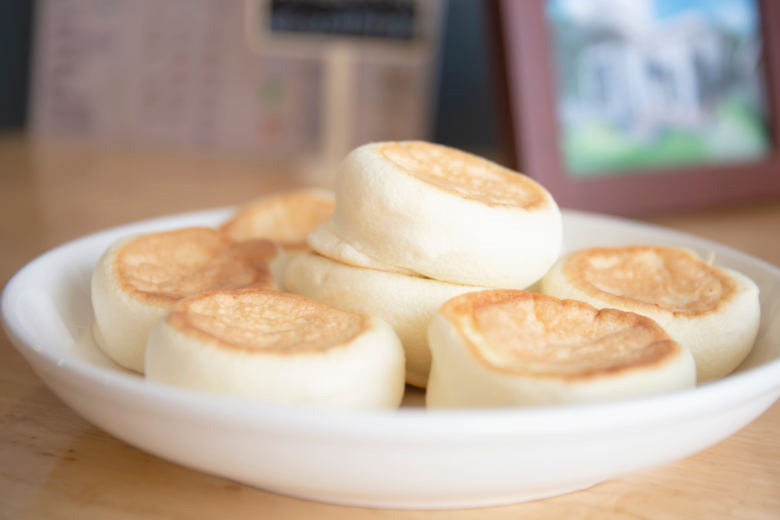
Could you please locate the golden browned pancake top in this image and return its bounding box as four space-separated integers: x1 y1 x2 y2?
440 290 681 379
116 228 276 307
167 288 368 353
378 142 547 209
221 190 335 249
564 246 736 317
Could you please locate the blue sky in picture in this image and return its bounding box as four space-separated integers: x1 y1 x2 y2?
654 0 758 33
547 0 760 36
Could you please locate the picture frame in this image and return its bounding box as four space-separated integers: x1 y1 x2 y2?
498 0 780 216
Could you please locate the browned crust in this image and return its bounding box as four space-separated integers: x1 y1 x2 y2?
563 246 737 318
115 228 276 307
166 288 370 354
377 141 548 210
220 189 335 248
440 290 683 381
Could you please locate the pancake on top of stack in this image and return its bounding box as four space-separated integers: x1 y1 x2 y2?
426 290 696 408
92 227 283 373
146 288 406 409
541 246 760 382
287 141 563 388
307 141 562 289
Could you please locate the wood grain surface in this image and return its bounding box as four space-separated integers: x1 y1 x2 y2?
1 135 779 519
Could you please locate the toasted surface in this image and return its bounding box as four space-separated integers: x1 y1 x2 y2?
116 228 276 307
378 142 547 209
221 189 335 248
563 247 736 317
440 291 682 379
166 288 368 353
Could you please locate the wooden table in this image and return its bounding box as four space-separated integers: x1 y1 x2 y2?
1 134 779 519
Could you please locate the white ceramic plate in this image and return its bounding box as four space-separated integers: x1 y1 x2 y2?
3 208 780 510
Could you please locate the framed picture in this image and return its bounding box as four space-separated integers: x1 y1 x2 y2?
499 0 780 216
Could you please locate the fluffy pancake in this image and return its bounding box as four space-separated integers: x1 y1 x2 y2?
426 290 696 408
541 246 760 382
307 141 562 289
221 188 335 255
91 227 282 373
145 288 406 409
284 251 491 387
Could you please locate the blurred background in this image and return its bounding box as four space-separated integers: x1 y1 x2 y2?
0 0 503 162
0 0 777 213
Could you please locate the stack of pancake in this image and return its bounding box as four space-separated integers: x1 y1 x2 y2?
424 246 759 408
90 142 762 410
91 227 284 373
284 141 563 388
92 190 406 409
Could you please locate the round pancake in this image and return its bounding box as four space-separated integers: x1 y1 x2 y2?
91 227 281 373
541 246 760 382
307 141 562 289
146 288 406 409
284 251 491 388
426 290 695 408
221 188 335 254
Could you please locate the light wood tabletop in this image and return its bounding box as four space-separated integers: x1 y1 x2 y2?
1 134 779 519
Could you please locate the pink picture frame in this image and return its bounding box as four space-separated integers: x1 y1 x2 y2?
498 0 780 216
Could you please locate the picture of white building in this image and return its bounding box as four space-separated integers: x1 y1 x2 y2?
547 0 769 175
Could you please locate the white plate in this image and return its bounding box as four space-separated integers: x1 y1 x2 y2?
3 208 780 510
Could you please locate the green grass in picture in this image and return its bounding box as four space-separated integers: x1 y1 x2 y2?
563 124 708 176
562 98 770 177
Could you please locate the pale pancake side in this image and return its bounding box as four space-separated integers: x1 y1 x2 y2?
284 251 493 388
221 189 335 248
378 141 547 209
115 228 276 307
563 247 737 318
440 290 682 380
166 288 369 354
